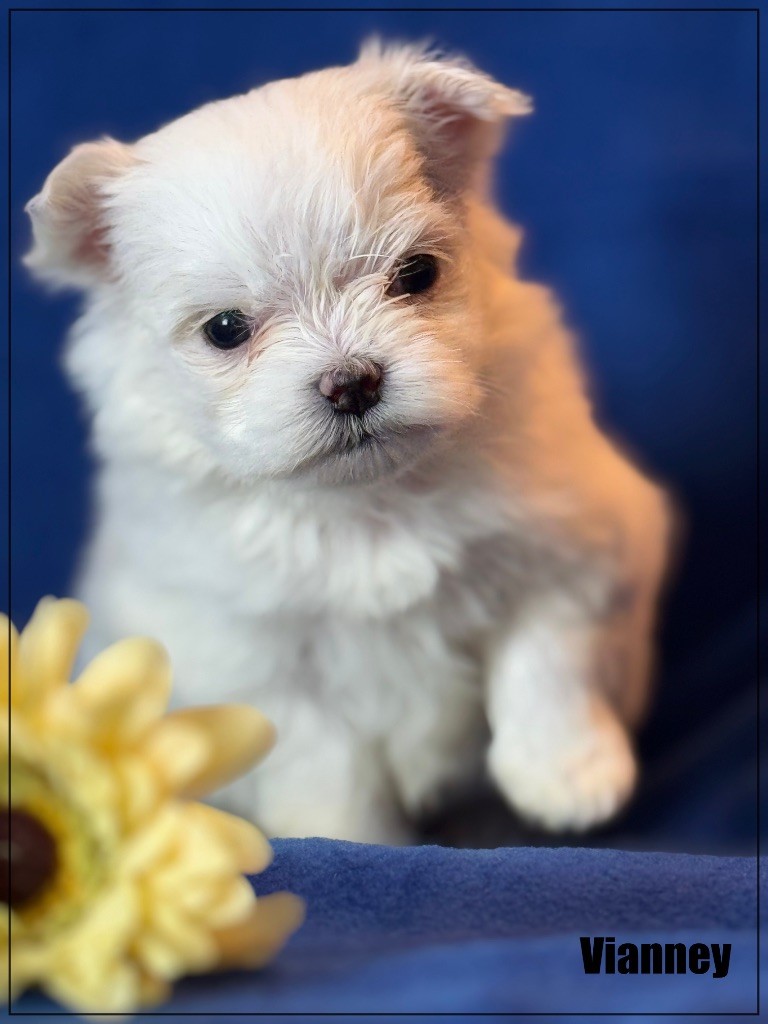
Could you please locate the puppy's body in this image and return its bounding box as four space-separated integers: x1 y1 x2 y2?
28 45 669 841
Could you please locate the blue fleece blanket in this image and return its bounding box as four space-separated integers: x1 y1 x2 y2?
17 843 763 1018
193 843 765 1016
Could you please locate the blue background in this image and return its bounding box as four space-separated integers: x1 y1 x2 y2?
6 5 762 855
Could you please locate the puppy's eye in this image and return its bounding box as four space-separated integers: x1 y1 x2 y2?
203 310 251 350
387 254 439 298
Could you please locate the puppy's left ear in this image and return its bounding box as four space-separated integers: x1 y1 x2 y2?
24 137 135 289
358 40 532 196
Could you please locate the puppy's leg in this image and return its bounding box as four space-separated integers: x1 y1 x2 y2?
213 694 409 845
485 589 650 832
385 686 487 820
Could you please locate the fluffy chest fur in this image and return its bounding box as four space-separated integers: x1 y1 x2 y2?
92 445 516 604
80 455 522 748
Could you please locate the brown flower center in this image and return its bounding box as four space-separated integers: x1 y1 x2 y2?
0 808 59 907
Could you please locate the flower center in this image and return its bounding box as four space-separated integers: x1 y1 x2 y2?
0 808 59 907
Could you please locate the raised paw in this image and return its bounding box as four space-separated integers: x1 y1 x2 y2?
488 699 637 832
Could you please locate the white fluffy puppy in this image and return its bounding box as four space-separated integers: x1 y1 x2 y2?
26 42 669 843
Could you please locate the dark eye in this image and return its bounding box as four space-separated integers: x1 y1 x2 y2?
387 254 439 298
204 309 251 350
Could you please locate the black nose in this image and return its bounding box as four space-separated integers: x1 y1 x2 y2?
319 361 383 417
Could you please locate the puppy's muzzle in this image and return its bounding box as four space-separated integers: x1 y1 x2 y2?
319 360 383 417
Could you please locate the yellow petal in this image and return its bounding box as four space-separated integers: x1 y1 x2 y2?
0 615 19 707
168 874 252 921
133 931 189 981
147 823 248 898
43 883 142 1013
62 881 139 975
212 892 305 969
113 754 164 827
46 957 141 1014
137 970 171 1010
142 719 212 794
121 805 179 875
141 900 218 973
70 637 172 747
5 932 45 1002
173 828 233 877
182 803 273 875
184 874 256 930
169 704 276 799
209 876 258 929
16 598 89 709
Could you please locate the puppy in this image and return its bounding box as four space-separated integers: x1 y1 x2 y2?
26 42 670 843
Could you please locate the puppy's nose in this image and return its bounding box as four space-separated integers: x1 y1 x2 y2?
319 361 383 417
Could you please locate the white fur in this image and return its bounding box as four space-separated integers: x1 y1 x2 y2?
26 43 670 841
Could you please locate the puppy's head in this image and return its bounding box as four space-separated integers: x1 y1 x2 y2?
26 42 531 485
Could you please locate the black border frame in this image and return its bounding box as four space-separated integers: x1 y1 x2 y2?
5 3 762 1017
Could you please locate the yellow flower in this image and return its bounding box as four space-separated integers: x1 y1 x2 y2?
2 598 305 1013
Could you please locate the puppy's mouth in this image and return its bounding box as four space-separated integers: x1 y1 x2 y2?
330 412 390 456
339 419 437 456
343 426 378 452
299 421 441 484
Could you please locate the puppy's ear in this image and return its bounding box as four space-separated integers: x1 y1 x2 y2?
358 40 532 196
24 138 134 289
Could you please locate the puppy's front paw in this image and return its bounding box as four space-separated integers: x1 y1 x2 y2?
488 699 637 832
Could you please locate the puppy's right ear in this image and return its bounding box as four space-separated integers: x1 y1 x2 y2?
24 138 134 289
358 40 532 198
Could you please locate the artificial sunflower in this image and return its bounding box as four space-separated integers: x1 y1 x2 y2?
2 598 304 1013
